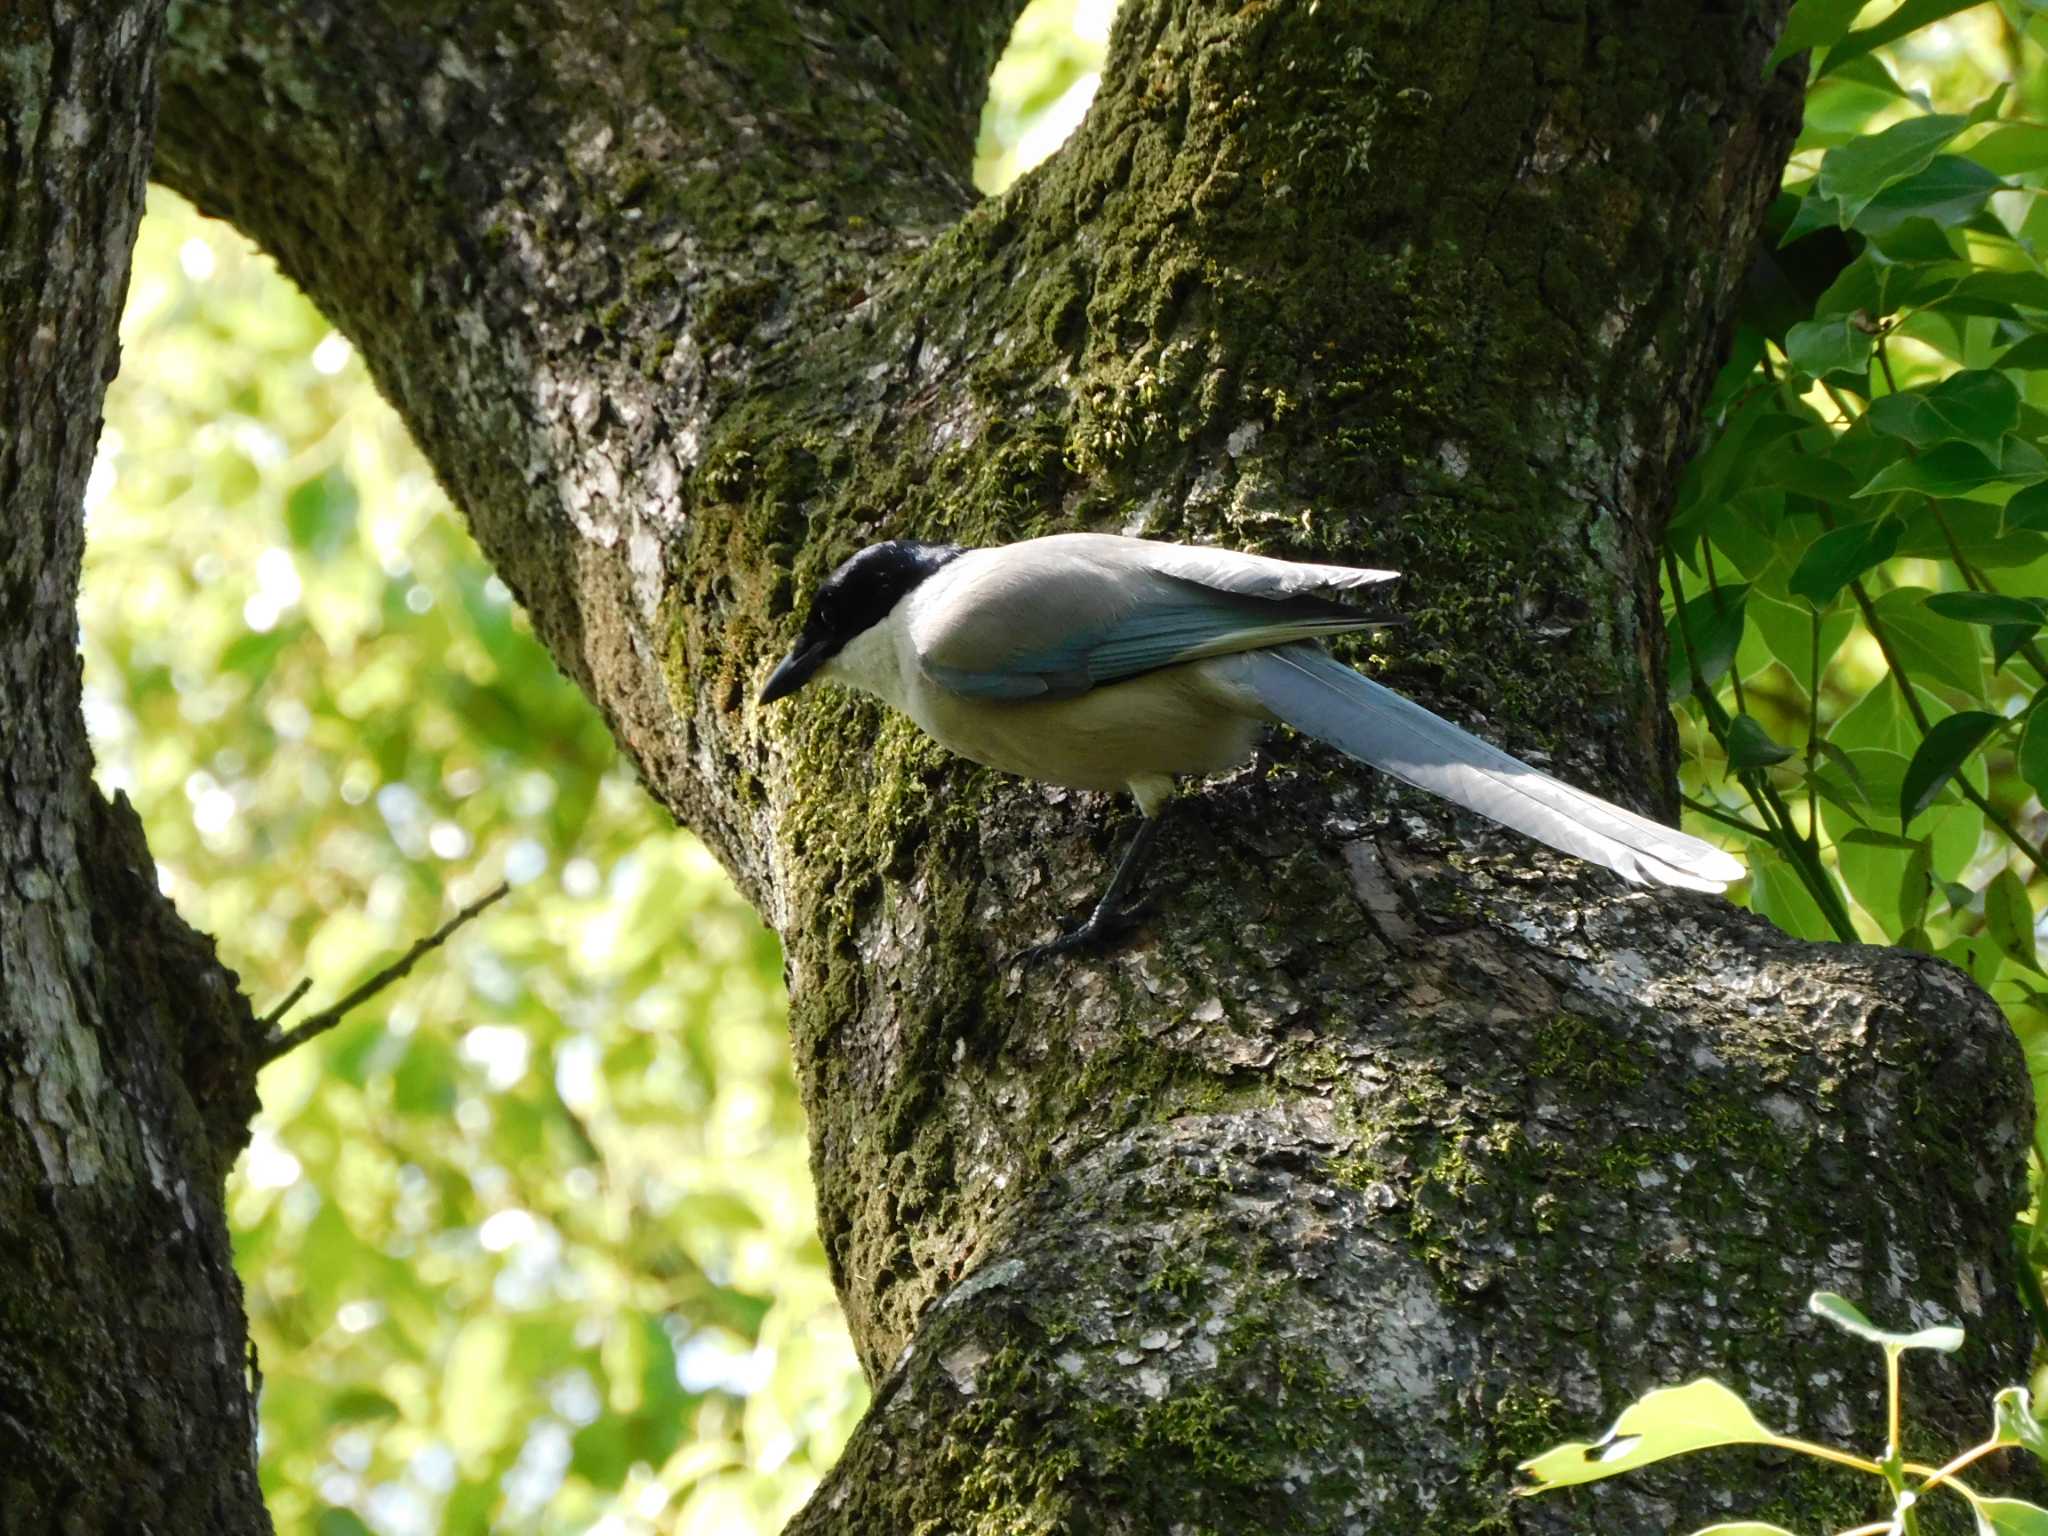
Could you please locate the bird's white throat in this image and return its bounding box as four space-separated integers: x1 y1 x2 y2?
821 606 913 710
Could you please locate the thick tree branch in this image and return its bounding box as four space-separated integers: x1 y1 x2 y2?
128 0 2037 1529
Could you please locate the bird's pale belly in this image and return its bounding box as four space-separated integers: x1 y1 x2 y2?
910 660 1266 794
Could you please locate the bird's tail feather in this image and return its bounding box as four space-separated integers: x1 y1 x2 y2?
1238 645 1745 892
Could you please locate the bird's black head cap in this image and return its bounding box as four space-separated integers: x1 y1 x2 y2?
759 539 965 703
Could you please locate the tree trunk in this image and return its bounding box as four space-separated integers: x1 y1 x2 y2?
0 0 2027 1530
0 2 271 1530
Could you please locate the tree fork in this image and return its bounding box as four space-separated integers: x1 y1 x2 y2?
0 0 2023 1530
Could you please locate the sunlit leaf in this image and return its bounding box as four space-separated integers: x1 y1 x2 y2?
1518 1379 1785 1491
1840 827 1921 850
1970 124 2048 177
285 468 360 560
1900 836 1934 931
1853 156 2005 236
1979 1498 2048 1536
1854 441 2011 499
1816 0 1989 79
1767 0 1865 70
1987 869 2044 978
1817 111 1971 224
1785 315 1874 381
2023 704 2048 804
1871 587 1986 696
1808 1290 1964 1353
1751 852 1841 942
1868 370 2020 456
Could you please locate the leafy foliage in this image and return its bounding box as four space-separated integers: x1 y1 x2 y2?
1522 1292 2044 1536
1668 6 2048 1303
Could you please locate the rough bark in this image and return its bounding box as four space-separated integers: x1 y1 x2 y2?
0 0 2026 1530
0 2 271 1531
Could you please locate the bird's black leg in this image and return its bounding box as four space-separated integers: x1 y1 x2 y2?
1012 812 1167 963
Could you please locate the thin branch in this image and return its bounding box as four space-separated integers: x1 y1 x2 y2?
260 883 510 1065
1702 540 1747 716
1929 504 2048 687
1845 576 2048 877
1664 548 1858 940
1809 604 1823 845
1679 792 1772 839
257 976 313 1030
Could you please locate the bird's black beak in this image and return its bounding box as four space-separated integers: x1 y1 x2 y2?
759 641 828 705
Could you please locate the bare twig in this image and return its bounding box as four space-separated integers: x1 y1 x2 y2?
257 976 313 1030
260 883 511 1065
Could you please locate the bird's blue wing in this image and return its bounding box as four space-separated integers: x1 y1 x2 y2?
925 576 1380 700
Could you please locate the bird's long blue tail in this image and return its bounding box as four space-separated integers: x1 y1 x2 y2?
1238 645 1744 891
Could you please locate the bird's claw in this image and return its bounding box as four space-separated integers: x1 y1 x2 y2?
1008 899 1156 965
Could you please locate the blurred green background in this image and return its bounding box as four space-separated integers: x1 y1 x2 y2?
83 3 1112 1533
84 1 2048 1531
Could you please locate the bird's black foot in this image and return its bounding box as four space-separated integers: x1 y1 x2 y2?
1008 899 1156 965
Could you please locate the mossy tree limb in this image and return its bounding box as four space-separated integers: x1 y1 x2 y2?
0 0 2025 1529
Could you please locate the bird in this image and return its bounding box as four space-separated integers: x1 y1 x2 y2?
759 532 1744 957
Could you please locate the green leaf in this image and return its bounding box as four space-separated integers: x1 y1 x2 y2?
1854 440 2009 499
2006 483 2048 533
1854 156 2006 235
325 1387 401 1424
1994 623 2040 672
1819 0 2000 78
1784 316 1874 382
1787 517 1901 607
1996 334 2048 371
1867 369 2021 455
1924 591 2047 627
442 1317 518 1460
1748 588 1857 683
1750 851 1840 942
1901 711 2002 825
1517 1379 1785 1491
1979 1498 2048 1536
285 469 360 559
315 1514 374 1536
2023 704 2048 804
1971 123 2048 176
1952 271 2048 313
1807 1291 1965 1353
1900 836 1934 930
1817 111 1971 224
1668 585 1751 701
1767 0 1866 70
1840 827 1922 850
1986 868 2043 976
1727 714 1797 770
1813 738 1872 805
